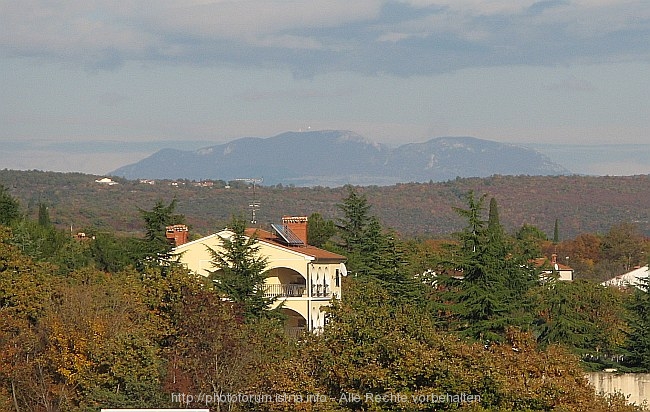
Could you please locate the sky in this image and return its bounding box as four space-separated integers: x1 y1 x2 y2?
1 0 649 176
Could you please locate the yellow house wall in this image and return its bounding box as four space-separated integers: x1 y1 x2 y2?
175 232 312 280
310 300 334 331
308 262 343 299
558 269 573 281
173 230 345 331
275 299 309 321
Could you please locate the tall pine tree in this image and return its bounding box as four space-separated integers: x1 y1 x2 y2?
447 192 537 342
335 185 371 256
137 198 185 264
207 216 274 320
335 187 422 305
626 272 650 370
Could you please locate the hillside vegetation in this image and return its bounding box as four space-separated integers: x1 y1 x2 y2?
1 181 645 411
1 170 648 239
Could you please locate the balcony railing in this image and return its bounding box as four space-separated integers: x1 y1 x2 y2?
285 326 306 339
262 283 332 298
263 283 306 298
311 284 330 298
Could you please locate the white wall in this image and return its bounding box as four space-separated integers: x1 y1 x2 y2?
587 372 650 408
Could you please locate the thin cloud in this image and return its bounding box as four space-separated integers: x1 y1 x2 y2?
1 1 649 75
235 86 358 102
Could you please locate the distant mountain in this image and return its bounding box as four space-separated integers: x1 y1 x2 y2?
110 131 570 186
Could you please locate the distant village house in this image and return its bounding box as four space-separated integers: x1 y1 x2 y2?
94 177 118 185
533 253 574 282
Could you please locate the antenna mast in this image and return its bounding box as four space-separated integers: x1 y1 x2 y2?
234 177 263 224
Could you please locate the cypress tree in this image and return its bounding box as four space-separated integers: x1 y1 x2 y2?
38 203 51 227
487 197 501 235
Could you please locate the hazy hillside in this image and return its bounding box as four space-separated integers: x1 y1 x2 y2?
110 131 570 186
2 170 648 240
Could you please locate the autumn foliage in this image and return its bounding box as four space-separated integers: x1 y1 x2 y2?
0 181 647 411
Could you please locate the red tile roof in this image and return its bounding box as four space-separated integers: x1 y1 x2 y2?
532 257 573 271
245 228 346 261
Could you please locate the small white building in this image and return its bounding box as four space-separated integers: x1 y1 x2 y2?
533 254 574 282
601 265 649 289
94 177 119 185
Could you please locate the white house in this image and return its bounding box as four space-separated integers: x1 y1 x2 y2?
94 177 119 185
533 254 574 282
601 265 649 289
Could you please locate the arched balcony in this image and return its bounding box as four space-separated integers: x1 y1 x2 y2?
263 267 307 298
281 308 307 338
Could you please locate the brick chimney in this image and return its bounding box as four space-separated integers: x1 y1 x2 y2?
282 216 308 245
166 224 189 247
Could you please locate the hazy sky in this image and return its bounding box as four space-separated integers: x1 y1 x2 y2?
1 0 649 175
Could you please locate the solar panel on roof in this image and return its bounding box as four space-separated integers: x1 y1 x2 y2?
271 223 305 246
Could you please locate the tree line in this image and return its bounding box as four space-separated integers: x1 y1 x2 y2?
1 183 648 411
2 170 650 240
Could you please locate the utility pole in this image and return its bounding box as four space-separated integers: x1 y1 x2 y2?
234 178 263 224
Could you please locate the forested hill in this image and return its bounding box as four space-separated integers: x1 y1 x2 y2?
109 131 569 185
1 170 648 239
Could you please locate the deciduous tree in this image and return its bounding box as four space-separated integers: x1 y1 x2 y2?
534 280 629 362
299 277 634 411
601 222 645 271
514 223 548 260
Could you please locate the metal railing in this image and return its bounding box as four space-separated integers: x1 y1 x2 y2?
285 326 307 339
263 283 306 298
311 284 330 298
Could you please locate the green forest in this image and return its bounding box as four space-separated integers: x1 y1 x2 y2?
1 170 649 240
1 174 650 411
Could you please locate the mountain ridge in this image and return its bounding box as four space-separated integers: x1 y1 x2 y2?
110 130 570 186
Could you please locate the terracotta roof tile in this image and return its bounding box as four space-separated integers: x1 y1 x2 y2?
532 257 573 271
245 228 346 261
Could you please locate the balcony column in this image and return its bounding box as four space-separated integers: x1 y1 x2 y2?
307 263 312 298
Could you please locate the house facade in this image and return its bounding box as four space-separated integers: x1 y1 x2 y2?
172 216 346 335
533 253 574 281
601 265 649 288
